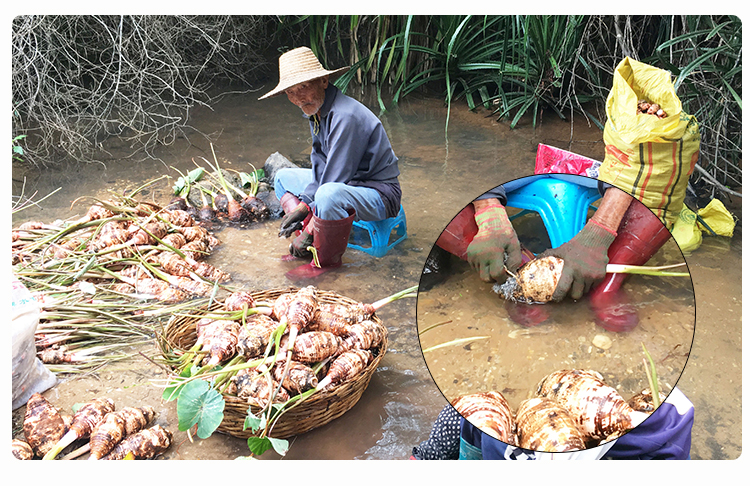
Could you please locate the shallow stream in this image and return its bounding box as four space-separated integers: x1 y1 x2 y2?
11 89 741 460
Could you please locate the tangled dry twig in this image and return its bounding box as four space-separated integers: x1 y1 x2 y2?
12 15 271 167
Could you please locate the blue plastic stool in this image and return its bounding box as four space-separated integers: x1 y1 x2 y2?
347 205 407 257
505 177 601 248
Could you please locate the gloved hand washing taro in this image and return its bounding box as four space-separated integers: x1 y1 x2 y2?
495 219 616 304
494 186 632 305
493 203 688 305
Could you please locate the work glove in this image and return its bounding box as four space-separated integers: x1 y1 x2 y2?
540 219 617 301
289 219 315 258
278 201 310 238
466 201 523 283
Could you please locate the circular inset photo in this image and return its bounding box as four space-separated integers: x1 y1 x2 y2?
417 174 695 455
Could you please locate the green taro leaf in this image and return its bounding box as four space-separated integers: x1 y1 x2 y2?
247 436 289 456
243 408 263 433
172 167 205 195
176 379 225 439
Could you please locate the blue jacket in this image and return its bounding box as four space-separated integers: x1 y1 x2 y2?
302 84 401 218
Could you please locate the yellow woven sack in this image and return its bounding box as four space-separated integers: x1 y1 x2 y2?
697 198 735 237
599 57 700 227
670 204 702 253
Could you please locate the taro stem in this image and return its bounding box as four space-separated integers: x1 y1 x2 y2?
641 343 661 408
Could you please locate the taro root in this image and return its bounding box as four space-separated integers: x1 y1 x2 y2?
515 397 587 452
196 319 241 366
100 425 172 460
43 397 116 460
112 278 189 304
306 306 352 336
636 99 668 118
280 286 319 359
627 388 667 413
12 439 34 460
74 203 115 225
496 255 564 304
451 391 516 445
89 406 156 460
23 393 67 458
224 291 256 312
237 314 284 359
288 330 341 363
161 232 187 250
535 369 647 441
233 368 290 406
272 293 295 321
316 349 372 391
273 360 318 394
241 195 270 221
162 209 194 228
165 197 188 212
339 320 387 352
214 193 230 214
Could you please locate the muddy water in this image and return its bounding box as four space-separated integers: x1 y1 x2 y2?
418 218 695 411
11 90 741 460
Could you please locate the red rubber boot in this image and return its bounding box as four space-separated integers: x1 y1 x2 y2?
285 210 356 280
435 204 478 260
279 192 301 215
589 201 674 332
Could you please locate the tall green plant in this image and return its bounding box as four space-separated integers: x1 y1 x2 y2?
294 15 741 192
646 15 742 195
489 15 589 128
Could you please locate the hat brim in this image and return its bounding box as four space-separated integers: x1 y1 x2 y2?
258 66 350 100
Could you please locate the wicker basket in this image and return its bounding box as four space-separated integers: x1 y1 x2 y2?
159 287 387 439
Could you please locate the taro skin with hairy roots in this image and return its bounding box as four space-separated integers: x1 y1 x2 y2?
89 406 156 460
496 255 564 304
451 391 516 445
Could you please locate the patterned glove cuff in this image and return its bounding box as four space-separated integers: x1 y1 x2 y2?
474 202 511 231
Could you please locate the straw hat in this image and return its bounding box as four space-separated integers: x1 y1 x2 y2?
259 47 349 100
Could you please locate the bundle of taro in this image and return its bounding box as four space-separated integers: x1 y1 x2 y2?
159 285 416 437
169 144 270 226
14 392 171 460
168 286 398 401
452 369 656 452
12 195 229 304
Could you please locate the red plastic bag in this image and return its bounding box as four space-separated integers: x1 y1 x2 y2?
534 144 602 177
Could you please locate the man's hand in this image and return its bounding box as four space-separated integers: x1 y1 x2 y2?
540 220 616 301
289 219 315 258
278 201 310 238
540 187 631 301
466 199 523 283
